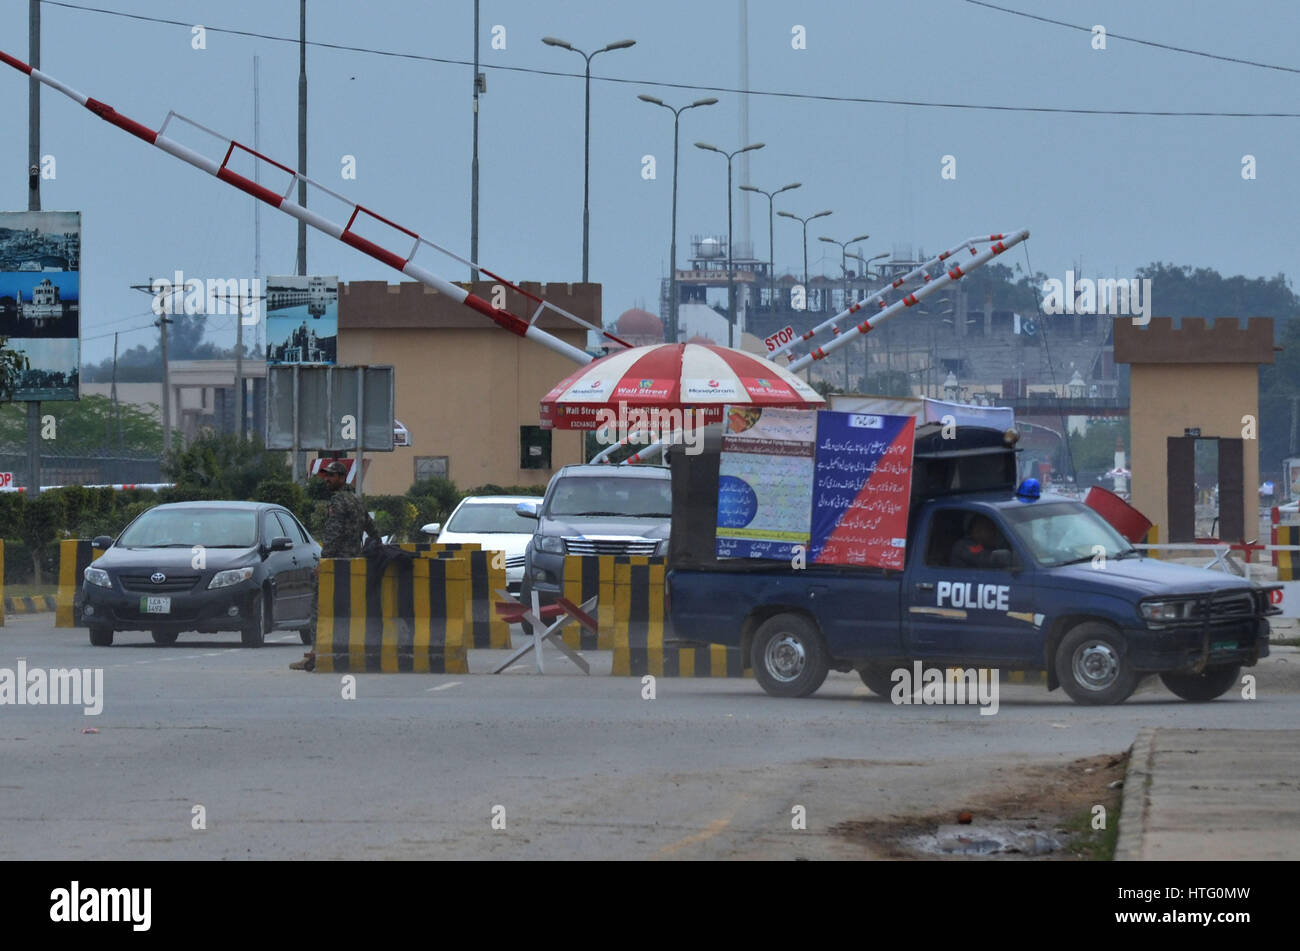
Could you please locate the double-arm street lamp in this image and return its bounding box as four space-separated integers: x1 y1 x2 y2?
638 94 718 344
819 233 871 311
738 181 800 315
776 208 832 304
542 35 636 282
695 140 765 348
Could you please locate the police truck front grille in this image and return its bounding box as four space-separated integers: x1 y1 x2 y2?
562 538 659 556
119 574 200 593
1198 594 1254 619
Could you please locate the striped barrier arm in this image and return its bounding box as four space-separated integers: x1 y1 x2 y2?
315 556 468 673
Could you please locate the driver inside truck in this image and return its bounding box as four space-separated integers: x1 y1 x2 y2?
951 514 1011 569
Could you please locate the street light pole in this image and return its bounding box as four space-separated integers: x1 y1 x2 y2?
739 181 800 316
696 140 765 348
777 208 832 309
819 233 869 390
638 95 717 344
543 36 636 282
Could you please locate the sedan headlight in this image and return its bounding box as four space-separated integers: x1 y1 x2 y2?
654 538 670 557
1139 599 1193 622
534 535 565 555
208 567 255 589
84 566 111 588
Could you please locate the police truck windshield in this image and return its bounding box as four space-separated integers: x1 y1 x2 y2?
1000 502 1136 566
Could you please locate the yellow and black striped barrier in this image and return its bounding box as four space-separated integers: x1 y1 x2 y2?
5 595 58 614
443 549 510 649
1144 525 1159 560
315 555 468 673
1274 526 1299 580
398 541 482 555
560 554 617 650
56 539 104 628
608 556 749 677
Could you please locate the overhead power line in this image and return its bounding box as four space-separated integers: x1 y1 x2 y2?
36 0 1300 118
961 0 1300 76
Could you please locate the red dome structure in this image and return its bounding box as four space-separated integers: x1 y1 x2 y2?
615 308 664 342
685 334 717 346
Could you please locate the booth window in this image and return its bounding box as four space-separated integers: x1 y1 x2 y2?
520 426 552 470
415 456 449 482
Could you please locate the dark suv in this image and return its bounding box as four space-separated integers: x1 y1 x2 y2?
81 501 321 647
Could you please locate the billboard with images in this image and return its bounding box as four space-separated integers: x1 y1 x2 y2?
265 274 338 365
0 210 81 401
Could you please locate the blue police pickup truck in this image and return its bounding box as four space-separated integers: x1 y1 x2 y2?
665 424 1276 705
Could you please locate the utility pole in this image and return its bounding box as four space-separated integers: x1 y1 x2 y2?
112 332 123 450
470 0 481 281
295 0 307 276
132 282 176 453
25 0 42 495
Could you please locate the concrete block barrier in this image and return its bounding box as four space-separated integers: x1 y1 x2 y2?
316 555 468 673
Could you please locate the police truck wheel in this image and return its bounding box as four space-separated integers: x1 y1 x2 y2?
857 663 897 697
241 594 268 648
1160 665 1240 702
1055 622 1137 705
752 613 829 698
88 625 113 647
151 630 178 646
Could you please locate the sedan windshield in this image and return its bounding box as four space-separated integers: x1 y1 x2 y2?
118 508 259 548
547 477 673 518
446 502 537 534
1000 501 1135 566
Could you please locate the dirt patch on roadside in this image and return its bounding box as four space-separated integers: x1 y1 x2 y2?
830 751 1129 860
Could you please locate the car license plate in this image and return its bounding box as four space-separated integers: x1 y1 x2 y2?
1211 640 1237 651
141 596 171 614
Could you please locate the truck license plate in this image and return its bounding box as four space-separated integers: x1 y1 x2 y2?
141 596 171 614
1210 640 1237 651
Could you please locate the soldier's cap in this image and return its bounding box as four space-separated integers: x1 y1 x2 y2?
320 461 349 476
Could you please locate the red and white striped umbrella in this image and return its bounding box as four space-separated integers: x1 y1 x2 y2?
540 343 824 430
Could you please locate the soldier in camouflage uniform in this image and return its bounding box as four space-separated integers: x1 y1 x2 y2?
318 461 375 557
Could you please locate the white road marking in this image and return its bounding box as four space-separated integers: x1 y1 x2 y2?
427 681 463 692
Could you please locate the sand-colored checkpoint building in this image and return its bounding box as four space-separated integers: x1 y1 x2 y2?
336 280 596 496
1115 317 1275 544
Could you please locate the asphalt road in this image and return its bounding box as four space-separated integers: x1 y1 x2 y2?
2 615 1297 860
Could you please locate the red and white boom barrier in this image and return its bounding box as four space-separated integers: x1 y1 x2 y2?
0 50 625 367
784 230 1029 374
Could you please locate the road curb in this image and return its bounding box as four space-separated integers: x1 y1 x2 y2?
1114 727 1157 861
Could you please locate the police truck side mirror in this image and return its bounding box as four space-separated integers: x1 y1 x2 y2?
269 536 293 552
989 549 1012 570
516 501 540 519
92 535 114 550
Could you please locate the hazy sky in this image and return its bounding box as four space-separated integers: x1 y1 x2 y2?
1 0 1297 365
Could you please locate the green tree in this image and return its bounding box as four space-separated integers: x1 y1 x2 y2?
18 491 65 585
161 431 292 500
0 336 28 401
0 394 163 453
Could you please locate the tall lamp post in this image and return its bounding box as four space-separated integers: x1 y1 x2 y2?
638 94 718 344
777 208 832 309
542 35 636 282
820 233 869 390
739 181 800 315
695 140 765 348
